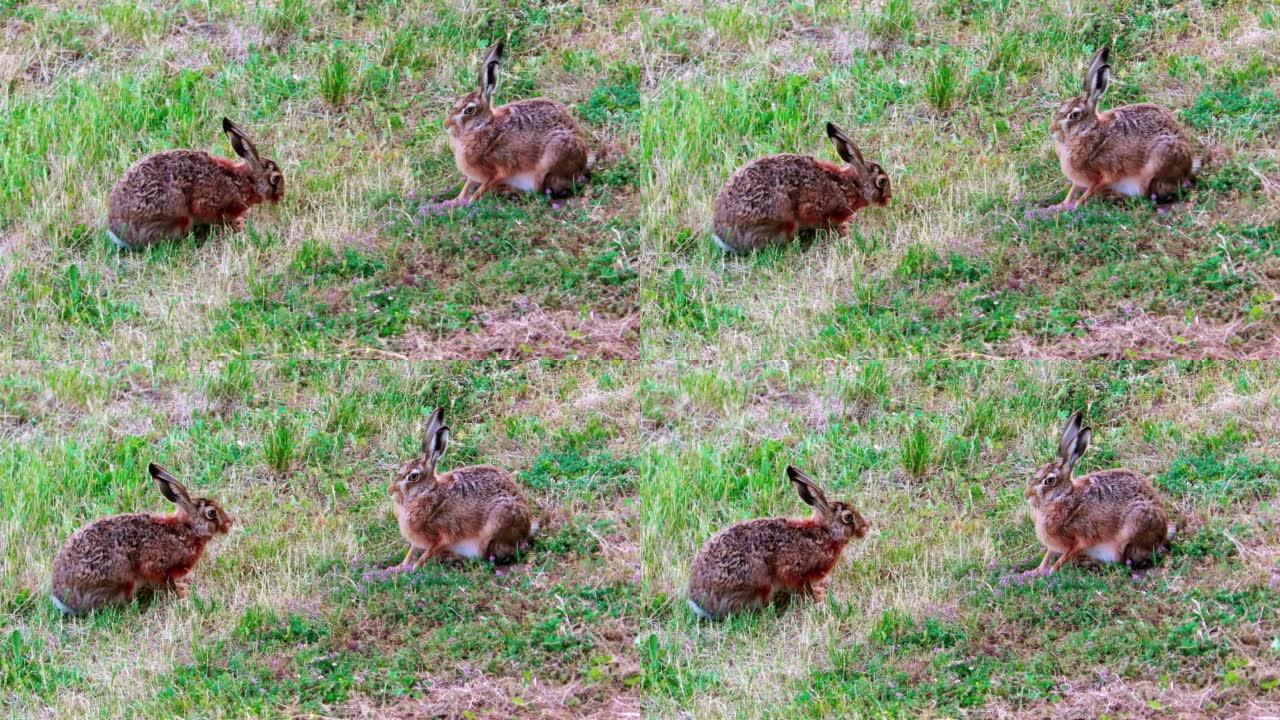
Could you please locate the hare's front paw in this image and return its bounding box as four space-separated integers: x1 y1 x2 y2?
172 578 191 598
230 216 247 232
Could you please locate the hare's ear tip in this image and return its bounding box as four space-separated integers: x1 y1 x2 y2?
785 465 801 480
148 462 162 476
222 117 234 131
825 122 839 137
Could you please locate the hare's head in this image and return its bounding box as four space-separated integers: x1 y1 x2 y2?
150 463 232 537
1027 411 1091 504
223 118 284 203
1052 46 1110 142
788 466 869 541
390 407 449 501
826 122 891 207
446 42 502 134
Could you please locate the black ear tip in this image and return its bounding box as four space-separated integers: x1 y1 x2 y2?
786 465 801 481
825 122 839 138
222 117 234 132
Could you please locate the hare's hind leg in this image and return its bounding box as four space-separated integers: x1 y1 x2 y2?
1119 505 1168 568
538 139 590 199
481 503 533 564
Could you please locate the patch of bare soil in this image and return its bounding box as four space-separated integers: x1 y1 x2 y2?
980 674 1280 720
1003 312 1280 359
396 307 638 360
342 675 641 720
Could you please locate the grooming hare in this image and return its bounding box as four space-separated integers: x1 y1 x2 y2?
687 466 869 620
443 42 592 206
107 118 284 249
1026 412 1173 573
711 122 890 253
388 407 537 570
51 464 232 614
1047 46 1196 212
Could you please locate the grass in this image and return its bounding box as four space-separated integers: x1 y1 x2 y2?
638 0 1280 361
1 360 640 717
0 0 641 362
7 0 1280 717
640 361 1280 718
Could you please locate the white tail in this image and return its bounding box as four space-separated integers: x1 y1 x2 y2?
1167 523 1177 540
1191 157 1202 175
106 227 128 249
711 232 734 253
529 519 541 537
50 594 76 615
687 597 713 620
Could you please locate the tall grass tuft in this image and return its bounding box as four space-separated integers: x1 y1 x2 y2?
868 0 914 45
925 56 958 113
263 0 309 38
320 48 352 107
900 416 935 478
264 414 297 475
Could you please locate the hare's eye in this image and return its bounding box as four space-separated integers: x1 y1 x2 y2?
204 508 218 520
876 177 887 189
407 470 420 483
271 173 281 186
463 105 476 116
1068 110 1081 121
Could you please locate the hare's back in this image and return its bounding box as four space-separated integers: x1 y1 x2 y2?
716 155 825 218
110 150 222 210
1078 468 1158 506
440 464 522 499
1106 104 1187 138
697 517 798 562
497 98 582 135
56 514 156 566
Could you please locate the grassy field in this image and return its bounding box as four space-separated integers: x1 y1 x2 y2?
639 0 1280 361
1 0 642 362
7 0 1280 718
2 359 640 717
640 360 1280 718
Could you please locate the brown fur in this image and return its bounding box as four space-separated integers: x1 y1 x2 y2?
107 118 283 249
686 466 869 620
711 122 890 253
388 407 535 569
50 464 231 614
1051 47 1195 210
445 42 591 203
1025 412 1171 573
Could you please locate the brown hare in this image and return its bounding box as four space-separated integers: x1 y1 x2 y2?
107 118 284 249
388 407 537 570
51 463 232 614
1026 411 1173 573
1047 46 1197 212
711 122 890 253
444 42 593 206
686 466 869 620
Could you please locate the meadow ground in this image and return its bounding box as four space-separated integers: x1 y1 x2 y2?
640 361 1280 718
639 0 1280 361
1 359 640 718
1 0 644 362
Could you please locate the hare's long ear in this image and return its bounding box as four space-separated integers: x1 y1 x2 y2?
150 463 194 511
420 407 445 455
826 122 866 168
1057 411 1083 462
1064 427 1091 478
479 41 503 106
787 466 831 514
425 426 450 476
223 118 261 167
1084 46 1111 109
